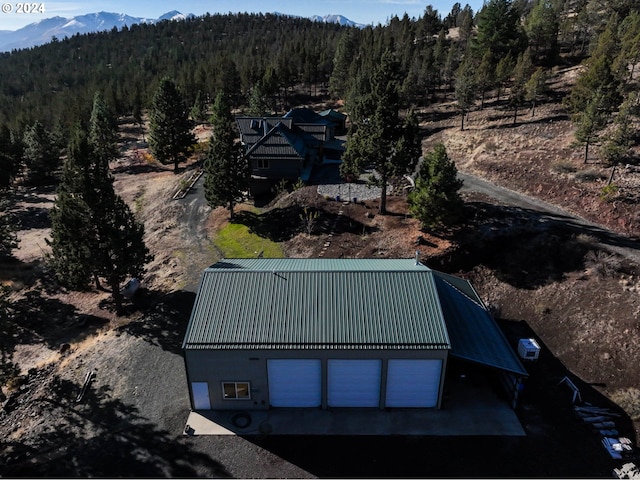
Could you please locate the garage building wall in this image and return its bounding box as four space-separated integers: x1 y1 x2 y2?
184 348 448 411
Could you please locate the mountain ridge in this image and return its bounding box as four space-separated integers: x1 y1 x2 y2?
0 11 364 52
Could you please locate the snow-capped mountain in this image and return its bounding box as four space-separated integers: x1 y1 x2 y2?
0 10 193 52
309 14 366 28
0 11 365 52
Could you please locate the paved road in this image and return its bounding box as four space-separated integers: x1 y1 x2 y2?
458 171 640 266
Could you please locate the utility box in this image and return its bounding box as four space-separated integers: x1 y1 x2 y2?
518 338 541 360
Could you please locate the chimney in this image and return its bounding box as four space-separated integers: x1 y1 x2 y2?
415 250 420 265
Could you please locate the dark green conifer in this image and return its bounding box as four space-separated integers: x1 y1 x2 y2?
204 93 249 221
148 78 196 173
408 144 464 229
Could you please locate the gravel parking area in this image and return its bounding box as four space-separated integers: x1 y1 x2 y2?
317 182 390 202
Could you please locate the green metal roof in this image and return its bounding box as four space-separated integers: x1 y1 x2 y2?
433 273 528 377
211 258 432 272
183 258 450 350
182 259 528 377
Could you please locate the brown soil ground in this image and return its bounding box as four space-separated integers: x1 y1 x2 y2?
1 68 640 476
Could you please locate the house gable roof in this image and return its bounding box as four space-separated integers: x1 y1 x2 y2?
284 107 330 125
246 122 307 161
319 109 347 121
236 116 294 148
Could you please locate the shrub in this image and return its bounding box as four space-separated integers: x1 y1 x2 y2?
584 250 621 277
599 183 619 202
551 161 576 174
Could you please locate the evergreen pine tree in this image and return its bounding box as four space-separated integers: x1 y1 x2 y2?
341 51 421 214
89 92 119 165
573 90 609 164
47 128 95 289
525 0 561 61
601 92 635 168
247 80 273 116
22 121 60 185
525 67 549 117
0 284 19 388
148 78 196 173
203 93 249 220
510 50 533 124
564 24 623 116
495 53 516 103
49 110 152 314
476 50 496 110
132 87 145 141
94 194 151 314
0 125 21 190
329 30 358 99
190 91 207 123
473 0 527 62
455 58 477 130
408 143 464 229
0 195 18 259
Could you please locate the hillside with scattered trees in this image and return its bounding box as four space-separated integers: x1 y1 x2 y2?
1 1 640 475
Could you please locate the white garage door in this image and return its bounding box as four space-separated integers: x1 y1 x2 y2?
328 359 382 407
385 359 442 408
268 359 322 407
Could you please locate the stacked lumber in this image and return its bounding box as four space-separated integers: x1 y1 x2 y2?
574 405 621 436
614 462 640 479
573 404 636 460
602 437 634 460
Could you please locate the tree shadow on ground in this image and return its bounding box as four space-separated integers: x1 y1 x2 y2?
0 370 229 477
234 206 304 243
436 201 640 289
13 206 51 230
10 289 110 350
112 163 168 175
314 206 379 237
499 318 638 446
10 185 56 204
241 319 631 478
118 290 196 355
487 113 571 129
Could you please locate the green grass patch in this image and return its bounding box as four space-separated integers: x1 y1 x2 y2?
214 223 284 258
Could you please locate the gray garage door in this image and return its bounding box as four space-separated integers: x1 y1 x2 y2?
267 359 322 407
328 359 382 407
385 359 442 408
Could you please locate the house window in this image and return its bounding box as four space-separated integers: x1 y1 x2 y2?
222 382 251 400
257 159 269 169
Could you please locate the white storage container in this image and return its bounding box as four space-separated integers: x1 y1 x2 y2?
518 338 540 360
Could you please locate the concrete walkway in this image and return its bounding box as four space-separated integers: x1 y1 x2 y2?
184 374 525 437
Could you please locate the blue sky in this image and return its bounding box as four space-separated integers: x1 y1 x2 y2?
0 0 484 30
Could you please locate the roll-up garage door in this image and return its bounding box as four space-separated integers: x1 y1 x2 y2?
267 359 322 407
385 359 442 408
328 359 382 407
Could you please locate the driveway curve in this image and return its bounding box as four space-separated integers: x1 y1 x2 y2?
458 171 640 266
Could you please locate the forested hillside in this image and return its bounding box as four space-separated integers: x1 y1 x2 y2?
0 0 638 191
0 13 343 129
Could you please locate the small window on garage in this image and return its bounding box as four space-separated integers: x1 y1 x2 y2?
257 158 269 169
222 382 251 400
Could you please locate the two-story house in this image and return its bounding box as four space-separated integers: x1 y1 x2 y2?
236 107 346 195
